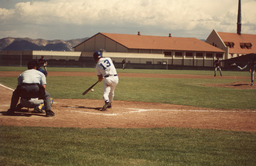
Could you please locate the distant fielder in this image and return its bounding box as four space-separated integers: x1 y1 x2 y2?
213 58 222 77
122 58 127 70
93 51 119 111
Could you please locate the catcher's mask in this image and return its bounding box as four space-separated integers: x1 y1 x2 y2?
93 51 102 61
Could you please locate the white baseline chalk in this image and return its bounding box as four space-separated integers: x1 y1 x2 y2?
0 83 14 91
62 107 256 117
126 108 256 113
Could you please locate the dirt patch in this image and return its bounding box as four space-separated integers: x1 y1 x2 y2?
205 81 256 90
1 83 256 132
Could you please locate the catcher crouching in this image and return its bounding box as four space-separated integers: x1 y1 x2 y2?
6 60 55 117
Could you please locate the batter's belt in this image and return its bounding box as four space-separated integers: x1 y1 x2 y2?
104 74 118 78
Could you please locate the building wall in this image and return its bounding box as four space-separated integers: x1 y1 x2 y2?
75 34 128 52
0 50 33 66
206 30 229 59
33 51 81 61
103 51 220 68
0 50 223 69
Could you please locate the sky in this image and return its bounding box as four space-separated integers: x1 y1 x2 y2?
0 0 255 40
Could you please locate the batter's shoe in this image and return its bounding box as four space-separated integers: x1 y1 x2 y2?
101 102 110 111
46 110 55 117
107 103 112 108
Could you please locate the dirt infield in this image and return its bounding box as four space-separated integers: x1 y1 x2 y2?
1 71 256 132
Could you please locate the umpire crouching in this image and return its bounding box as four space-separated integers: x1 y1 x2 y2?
6 60 55 117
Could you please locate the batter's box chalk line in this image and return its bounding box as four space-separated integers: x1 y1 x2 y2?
63 108 118 116
62 107 256 117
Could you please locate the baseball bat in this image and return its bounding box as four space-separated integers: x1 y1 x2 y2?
82 81 99 95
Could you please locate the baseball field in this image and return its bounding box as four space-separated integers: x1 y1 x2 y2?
0 66 256 165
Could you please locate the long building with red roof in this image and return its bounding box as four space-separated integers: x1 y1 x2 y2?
74 32 224 68
75 32 224 54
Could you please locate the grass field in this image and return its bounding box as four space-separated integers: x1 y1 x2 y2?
1 66 256 165
1 126 256 166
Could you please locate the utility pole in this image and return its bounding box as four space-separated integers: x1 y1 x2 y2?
237 0 242 35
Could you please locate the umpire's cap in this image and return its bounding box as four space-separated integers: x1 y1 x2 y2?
93 51 103 61
27 60 38 69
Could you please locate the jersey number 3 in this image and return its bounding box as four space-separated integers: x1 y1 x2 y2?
100 59 111 70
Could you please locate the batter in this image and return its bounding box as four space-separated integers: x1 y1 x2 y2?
93 51 119 111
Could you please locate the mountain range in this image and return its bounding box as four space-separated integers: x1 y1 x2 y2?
0 37 88 51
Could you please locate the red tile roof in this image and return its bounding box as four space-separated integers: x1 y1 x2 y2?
217 32 256 54
100 33 224 53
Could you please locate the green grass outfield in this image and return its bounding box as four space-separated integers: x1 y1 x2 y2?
1 66 256 165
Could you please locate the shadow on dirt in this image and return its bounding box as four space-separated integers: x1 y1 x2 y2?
62 105 101 111
233 83 249 86
1 110 46 117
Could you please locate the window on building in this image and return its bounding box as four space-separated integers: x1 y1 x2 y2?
224 42 235 48
216 54 223 59
196 53 203 58
212 43 217 47
186 52 193 58
206 53 213 58
240 43 252 49
175 52 182 57
164 52 172 57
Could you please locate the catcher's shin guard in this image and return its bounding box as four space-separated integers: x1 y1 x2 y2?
35 98 54 111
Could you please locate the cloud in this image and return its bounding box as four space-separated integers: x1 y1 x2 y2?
0 0 255 39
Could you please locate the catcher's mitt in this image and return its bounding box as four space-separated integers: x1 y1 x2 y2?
43 62 48 67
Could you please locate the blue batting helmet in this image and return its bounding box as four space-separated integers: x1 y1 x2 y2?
93 51 102 61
